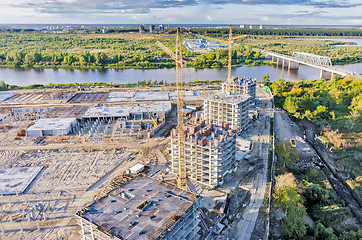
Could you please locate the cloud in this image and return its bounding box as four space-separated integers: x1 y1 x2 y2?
10 0 362 17
12 0 199 15
201 0 361 8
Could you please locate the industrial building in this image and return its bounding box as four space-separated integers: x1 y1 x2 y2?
76 175 201 240
159 25 165 33
183 39 227 53
203 92 250 133
149 24 155 34
170 118 238 188
26 118 77 137
139 24 145 34
82 101 172 120
221 77 257 104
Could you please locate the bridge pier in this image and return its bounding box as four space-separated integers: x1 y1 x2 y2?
275 57 283 67
281 59 299 70
288 61 299 70
282 59 288 68
320 69 334 80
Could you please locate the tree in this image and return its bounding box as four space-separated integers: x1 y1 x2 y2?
0 80 7 89
271 74 287 97
314 222 338 240
261 74 270 86
313 105 329 119
283 96 299 115
275 140 299 171
24 53 35 64
280 205 307 239
303 181 330 204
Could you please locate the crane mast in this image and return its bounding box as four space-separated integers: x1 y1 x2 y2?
175 28 187 189
156 28 187 189
227 25 233 93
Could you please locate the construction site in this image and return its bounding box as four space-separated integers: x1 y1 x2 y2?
0 26 273 240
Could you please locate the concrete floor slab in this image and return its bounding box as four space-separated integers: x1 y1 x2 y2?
0 166 43 195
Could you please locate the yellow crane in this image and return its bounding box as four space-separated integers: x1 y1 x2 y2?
226 25 234 93
144 106 158 128
156 28 187 189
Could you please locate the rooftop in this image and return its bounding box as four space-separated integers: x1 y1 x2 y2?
0 167 43 195
77 176 198 240
82 101 172 119
134 91 169 101
204 92 250 104
0 93 16 101
27 118 76 131
231 77 257 86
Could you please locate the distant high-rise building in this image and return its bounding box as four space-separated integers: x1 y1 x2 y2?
149 24 155 34
259 25 263 29
139 24 145 34
240 24 245 29
249 25 253 29
159 24 164 33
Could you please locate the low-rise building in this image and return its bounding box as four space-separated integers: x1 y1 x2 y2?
26 118 77 137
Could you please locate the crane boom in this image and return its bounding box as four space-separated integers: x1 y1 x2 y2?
144 106 158 128
156 40 187 66
156 28 187 189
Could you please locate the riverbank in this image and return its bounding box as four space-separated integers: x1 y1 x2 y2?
0 79 223 91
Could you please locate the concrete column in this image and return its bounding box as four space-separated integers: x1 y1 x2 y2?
282 59 288 69
320 69 333 80
276 57 283 67
288 61 299 70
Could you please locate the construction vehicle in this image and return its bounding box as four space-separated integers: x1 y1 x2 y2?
290 138 296 148
144 106 158 128
156 28 187 189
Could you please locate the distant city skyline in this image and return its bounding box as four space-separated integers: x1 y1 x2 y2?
0 0 361 25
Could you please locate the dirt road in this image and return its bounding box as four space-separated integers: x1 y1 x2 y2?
274 110 362 226
233 87 273 240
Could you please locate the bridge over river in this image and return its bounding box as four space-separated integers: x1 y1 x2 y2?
254 48 361 80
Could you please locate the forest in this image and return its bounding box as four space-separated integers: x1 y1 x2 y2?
190 28 362 37
264 75 362 239
0 27 360 70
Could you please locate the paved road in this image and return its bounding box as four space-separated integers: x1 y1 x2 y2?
234 87 272 240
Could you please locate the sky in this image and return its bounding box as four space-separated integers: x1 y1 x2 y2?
0 0 361 25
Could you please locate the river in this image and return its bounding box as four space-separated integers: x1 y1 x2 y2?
288 37 362 47
0 62 361 87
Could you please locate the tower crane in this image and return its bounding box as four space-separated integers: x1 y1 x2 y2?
156 28 187 189
226 25 234 93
